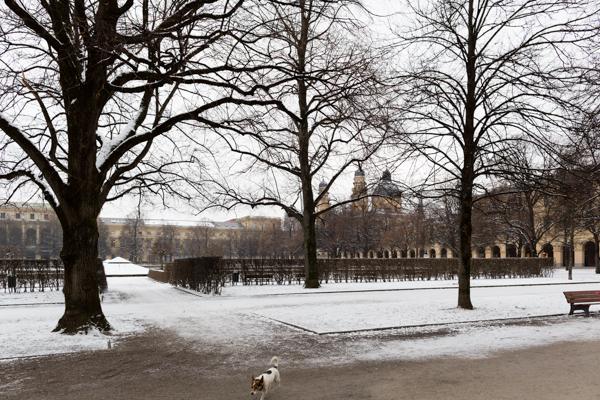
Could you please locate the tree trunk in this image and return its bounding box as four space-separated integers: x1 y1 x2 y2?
594 234 600 274
457 0 476 310
530 239 538 258
54 216 110 334
303 211 319 288
458 178 474 309
568 230 574 281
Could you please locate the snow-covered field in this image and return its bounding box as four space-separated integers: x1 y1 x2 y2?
2 268 600 364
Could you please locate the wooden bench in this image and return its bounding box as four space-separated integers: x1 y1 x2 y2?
563 291 600 317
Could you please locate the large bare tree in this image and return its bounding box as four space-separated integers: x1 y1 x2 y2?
209 0 390 287
393 0 599 308
0 0 268 332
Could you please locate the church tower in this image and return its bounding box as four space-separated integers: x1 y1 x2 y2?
316 180 331 213
351 166 368 210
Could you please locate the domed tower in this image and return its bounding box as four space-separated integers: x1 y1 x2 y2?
372 169 402 212
316 180 330 213
351 166 368 211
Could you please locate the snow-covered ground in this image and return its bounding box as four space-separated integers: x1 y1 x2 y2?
2 268 600 364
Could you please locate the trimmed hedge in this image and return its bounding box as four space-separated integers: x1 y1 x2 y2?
170 257 225 295
158 257 555 294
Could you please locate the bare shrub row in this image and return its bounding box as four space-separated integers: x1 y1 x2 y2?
165 257 555 293
0 259 63 293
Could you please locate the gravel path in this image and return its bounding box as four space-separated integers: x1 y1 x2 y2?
2 329 600 400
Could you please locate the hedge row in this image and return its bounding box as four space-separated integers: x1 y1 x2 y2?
163 257 555 293
169 257 225 294
0 259 63 293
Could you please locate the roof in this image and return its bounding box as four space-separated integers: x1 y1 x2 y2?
100 217 217 228
105 256 131 264
373 170 402 197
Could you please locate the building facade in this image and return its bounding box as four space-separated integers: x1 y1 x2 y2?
317 168 599 268
0 203 283 263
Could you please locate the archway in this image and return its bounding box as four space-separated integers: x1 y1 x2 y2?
441 248 448 258
541 243 554 259
409 249 416 258
492 246 501 258
368 250 374 259
383 250 390 259
562 245 574 267
429 248 436 258
584 241 597 267
419 249 425 258
391 250 398 259
477 247 485 258
506 244 517 258
401 249 408 258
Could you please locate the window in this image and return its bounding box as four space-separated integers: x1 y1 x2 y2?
0 212 5 219
30 213 35 220
15 213 20 219
44 214 49 220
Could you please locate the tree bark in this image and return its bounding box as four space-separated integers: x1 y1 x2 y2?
53 215 110 334
594 234 600 274
458 174 474 309
567 230 574 280
457 0 476 310
302 210 319 288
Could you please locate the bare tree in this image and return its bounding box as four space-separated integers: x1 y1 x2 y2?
429 195 460 255
486 149 558 257
209 0 390 287
0 0 269 333
393 0 598 308
558 110 600 274
120 215 145 264
119 194 145 263
151 225 177 267
97 219 110 260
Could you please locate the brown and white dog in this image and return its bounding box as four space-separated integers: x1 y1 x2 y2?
250 356 280 400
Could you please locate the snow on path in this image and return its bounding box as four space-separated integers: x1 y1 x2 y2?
2 270 600 364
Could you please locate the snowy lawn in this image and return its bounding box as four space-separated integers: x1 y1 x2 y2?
255 283 600 333
2 268 600 364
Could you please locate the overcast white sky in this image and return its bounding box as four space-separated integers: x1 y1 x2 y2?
100 0 406 222
3 0 588 222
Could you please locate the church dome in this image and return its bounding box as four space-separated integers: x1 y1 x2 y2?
373 169 401 197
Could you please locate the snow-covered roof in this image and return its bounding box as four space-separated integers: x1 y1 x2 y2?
105 256 131 264
100 217 216 228
102 260 148 276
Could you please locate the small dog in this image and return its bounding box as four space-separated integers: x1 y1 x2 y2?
250 356 280 400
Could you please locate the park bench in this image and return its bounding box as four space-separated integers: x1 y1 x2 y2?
563 290 600 317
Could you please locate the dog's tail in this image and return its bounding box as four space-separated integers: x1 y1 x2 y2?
270 356 279 368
